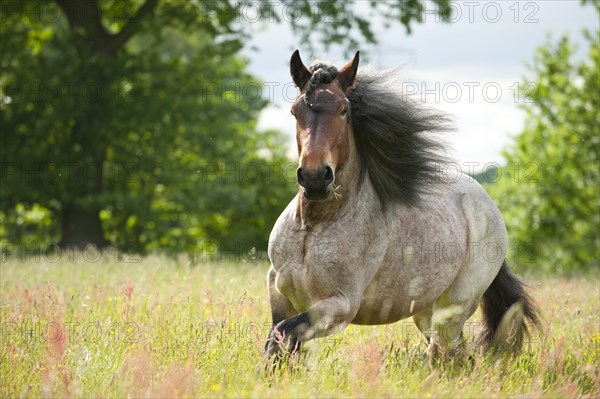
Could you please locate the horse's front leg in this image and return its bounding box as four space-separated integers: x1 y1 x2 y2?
265 297 353 357
264 266 299 357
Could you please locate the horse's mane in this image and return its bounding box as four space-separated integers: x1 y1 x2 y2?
306 61 452 207
349 68 452 207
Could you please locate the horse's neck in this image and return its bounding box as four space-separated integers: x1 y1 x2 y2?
297 131 368 229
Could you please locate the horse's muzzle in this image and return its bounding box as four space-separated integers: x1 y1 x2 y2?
297 165 334 201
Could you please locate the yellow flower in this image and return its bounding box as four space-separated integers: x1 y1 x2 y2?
211 384 220 392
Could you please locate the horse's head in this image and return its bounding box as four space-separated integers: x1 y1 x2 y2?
290 50 360 201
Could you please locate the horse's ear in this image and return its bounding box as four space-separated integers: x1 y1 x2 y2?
290 50 312 90
338 50 360 91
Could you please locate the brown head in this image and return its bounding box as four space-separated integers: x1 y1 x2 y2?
290 50 360 201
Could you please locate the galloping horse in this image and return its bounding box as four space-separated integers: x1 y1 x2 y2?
265 50 539 358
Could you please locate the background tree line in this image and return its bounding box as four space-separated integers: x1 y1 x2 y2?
486 26 599 273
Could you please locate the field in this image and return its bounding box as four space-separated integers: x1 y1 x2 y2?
1 254 599 398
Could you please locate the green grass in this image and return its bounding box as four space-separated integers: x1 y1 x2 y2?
1 254 599 397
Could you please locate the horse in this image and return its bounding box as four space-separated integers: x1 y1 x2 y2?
264 50 539 360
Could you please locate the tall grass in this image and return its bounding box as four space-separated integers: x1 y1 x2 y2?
1 254 598 397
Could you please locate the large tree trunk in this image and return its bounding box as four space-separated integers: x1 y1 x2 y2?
59 204 107 250
52 0 158 250
59 148 107 250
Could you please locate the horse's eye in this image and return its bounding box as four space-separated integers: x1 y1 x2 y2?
340 108 348 117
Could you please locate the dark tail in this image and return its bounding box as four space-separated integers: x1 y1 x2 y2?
480 260 540 351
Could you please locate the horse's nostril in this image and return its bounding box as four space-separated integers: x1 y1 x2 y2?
324 165 334 185
297 167 306 186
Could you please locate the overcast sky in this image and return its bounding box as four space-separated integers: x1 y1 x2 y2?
242 1 598 170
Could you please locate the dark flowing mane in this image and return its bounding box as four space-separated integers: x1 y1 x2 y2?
347 67 452 207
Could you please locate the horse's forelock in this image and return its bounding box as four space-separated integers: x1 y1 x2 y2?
304 62 339 105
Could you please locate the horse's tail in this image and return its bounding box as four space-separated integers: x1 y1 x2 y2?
479 260 540 351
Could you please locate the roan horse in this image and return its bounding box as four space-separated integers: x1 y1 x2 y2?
265 50 539 359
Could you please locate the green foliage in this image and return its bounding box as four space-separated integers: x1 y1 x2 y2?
488 31 599 273
266 0 452 52
0 0 297 253
0 203 57 246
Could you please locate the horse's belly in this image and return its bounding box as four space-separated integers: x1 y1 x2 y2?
351 233 468 324
351 287 433 325
351 290 432 325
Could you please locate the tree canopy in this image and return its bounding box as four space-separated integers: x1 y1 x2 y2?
488 29 599 273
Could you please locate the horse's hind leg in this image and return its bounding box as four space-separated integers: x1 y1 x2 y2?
413 307 440 357
413 298 478 358
412 308 433 344
434 299 478 355
422 248 504 358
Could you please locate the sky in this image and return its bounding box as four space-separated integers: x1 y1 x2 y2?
241 1 598 171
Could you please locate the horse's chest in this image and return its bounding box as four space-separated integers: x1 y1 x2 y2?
270 226 348 312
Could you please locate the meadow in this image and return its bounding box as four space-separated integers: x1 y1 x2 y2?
1 253 598 398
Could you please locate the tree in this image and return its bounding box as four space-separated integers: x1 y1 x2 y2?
0 0 451 252
488 28 599 273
